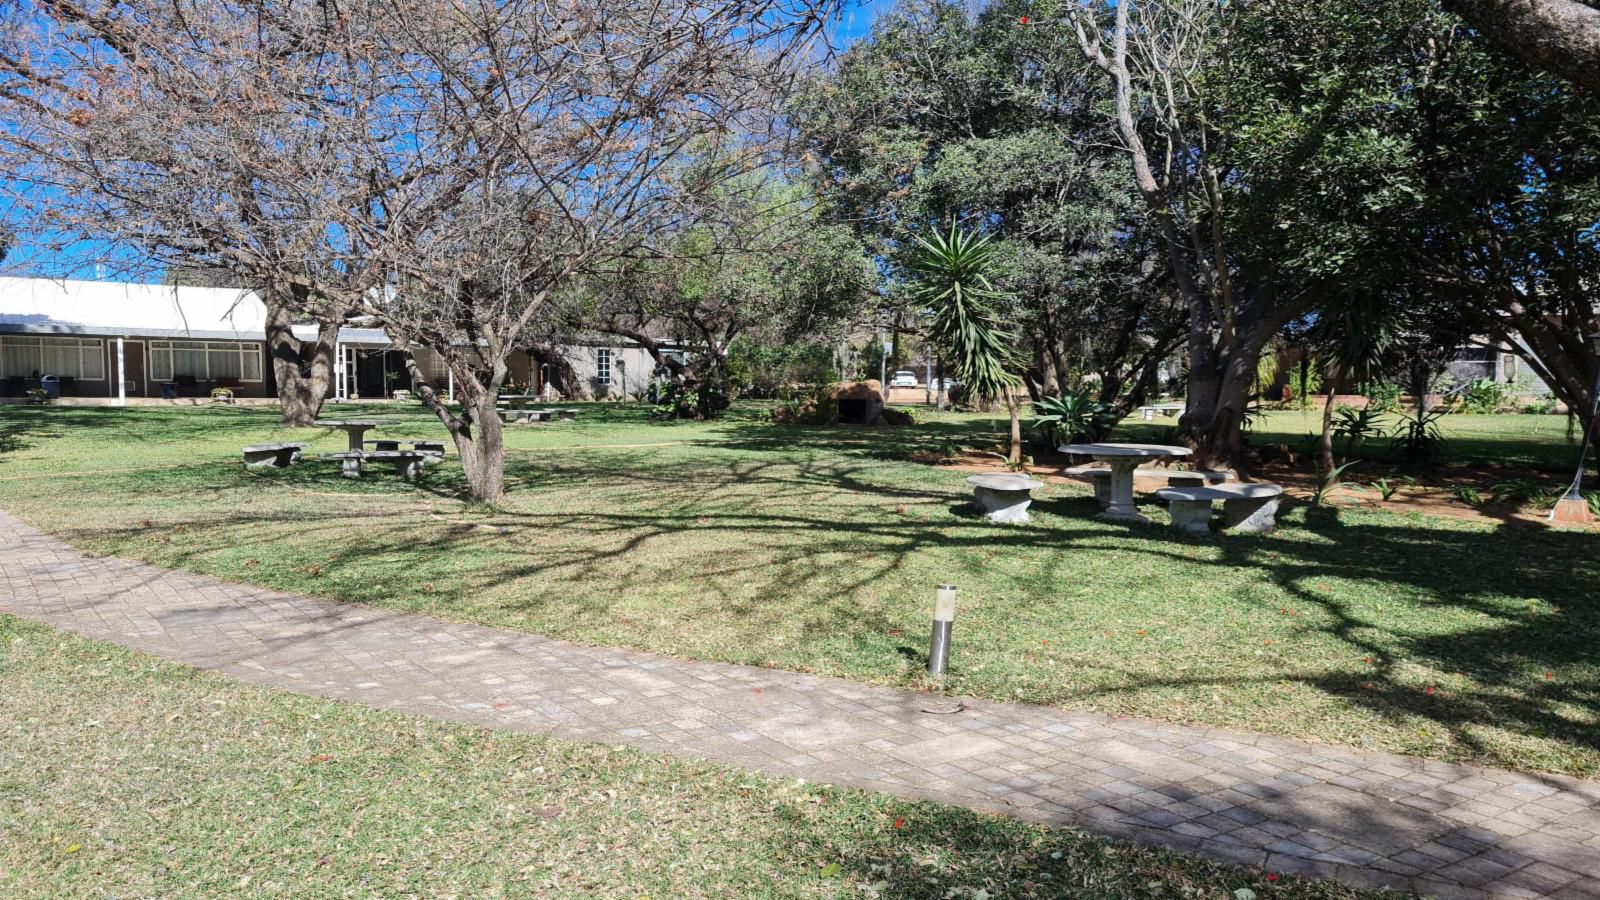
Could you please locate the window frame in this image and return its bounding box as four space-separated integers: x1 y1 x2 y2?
0 335 106 380
147 339 264 382
595 347 613 385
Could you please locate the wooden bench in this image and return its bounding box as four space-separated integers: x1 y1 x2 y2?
967 473 1045 524
1157 483 1284 535
1065 466 1232 509
242 442 309 468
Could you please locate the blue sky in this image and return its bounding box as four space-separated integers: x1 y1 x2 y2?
835 0 895 45
6 0 900 283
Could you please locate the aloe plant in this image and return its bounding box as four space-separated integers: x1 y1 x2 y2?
1030 392 1118 447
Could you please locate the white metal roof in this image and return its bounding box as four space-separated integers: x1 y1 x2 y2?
0 277 267 340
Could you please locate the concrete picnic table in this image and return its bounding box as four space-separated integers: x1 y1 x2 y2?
313 419 401 453
1058 442 1192 524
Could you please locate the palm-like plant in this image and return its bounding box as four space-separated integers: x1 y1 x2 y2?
911 224 1026 463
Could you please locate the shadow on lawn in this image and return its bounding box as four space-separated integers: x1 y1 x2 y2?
47 444 1600 774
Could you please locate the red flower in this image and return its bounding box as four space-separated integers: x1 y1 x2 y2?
1018 16 1030 24
893 817 906 829
1267 873 1281 882
1425 686 1436 695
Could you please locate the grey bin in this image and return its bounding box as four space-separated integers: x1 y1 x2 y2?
39 375 60 399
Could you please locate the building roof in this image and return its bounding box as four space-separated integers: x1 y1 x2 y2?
0 277 673 350
0 277 269 340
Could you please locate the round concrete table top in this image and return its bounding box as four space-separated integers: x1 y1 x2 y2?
1058 442 1192 459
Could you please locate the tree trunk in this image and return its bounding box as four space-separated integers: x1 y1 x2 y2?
1441 0 1600 94
453 388 506 505
403 352 506 505
264 290 337 427
1184 347 1260 475
1318 381 1339 475
1005 388 1023 466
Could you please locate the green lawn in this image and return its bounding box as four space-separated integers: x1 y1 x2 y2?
0 402 1596 779
1122 407 1585 473
0 615 1380 899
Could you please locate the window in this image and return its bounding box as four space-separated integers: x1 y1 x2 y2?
0 336 105 379
149 340 263 382
595 348 612 385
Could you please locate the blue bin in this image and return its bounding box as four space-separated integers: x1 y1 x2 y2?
40 375 60 399
161 382 178 399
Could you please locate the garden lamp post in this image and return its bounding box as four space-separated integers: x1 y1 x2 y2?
1552 333 1600 524
927 584 957 676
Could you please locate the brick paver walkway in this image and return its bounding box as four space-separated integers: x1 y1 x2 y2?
1 511 1596 899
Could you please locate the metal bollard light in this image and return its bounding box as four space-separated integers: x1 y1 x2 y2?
928 584 957 676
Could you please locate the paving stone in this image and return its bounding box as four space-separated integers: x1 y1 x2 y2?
1 510 1596 900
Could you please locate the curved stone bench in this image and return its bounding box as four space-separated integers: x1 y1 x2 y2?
1065 466 1232 509
1157 483 1284 535
364 450 429 480
320 451 366 479
242 442 308 468
410 440 447 464
967 473 1045 524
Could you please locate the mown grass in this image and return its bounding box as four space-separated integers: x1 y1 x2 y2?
0 615 1384 899
0 402 1596 779
1121 407 1584 473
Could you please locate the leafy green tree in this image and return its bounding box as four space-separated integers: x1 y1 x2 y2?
578 179 873 419
799 0 1185 415
1221 0 1600 437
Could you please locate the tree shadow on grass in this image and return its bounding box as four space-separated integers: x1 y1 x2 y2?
32 442 1600 775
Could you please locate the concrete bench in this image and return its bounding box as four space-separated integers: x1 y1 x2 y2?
320 450 428 479
321 451 366 479
1138 404 1185 420
410 440 447 463
500 408 553 425
365 439 403 452
1065 466 1232 509
558 408 578 421
1157 483 1284 535
967 473 1046 524
242 442 309 468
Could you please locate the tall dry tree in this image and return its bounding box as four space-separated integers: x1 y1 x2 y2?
2 0 838 502
0 0 389 425
334 1 837 503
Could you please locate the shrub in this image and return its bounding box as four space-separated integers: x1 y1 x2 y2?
1332 406 1386 459
770 383 837 425
1359 381 1402 413
1391 406 1448 466
1453 378 1513 415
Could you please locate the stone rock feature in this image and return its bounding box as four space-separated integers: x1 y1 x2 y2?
829 380 885 425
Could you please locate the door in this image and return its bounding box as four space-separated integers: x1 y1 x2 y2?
109 339 145 397
355 349 385 398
